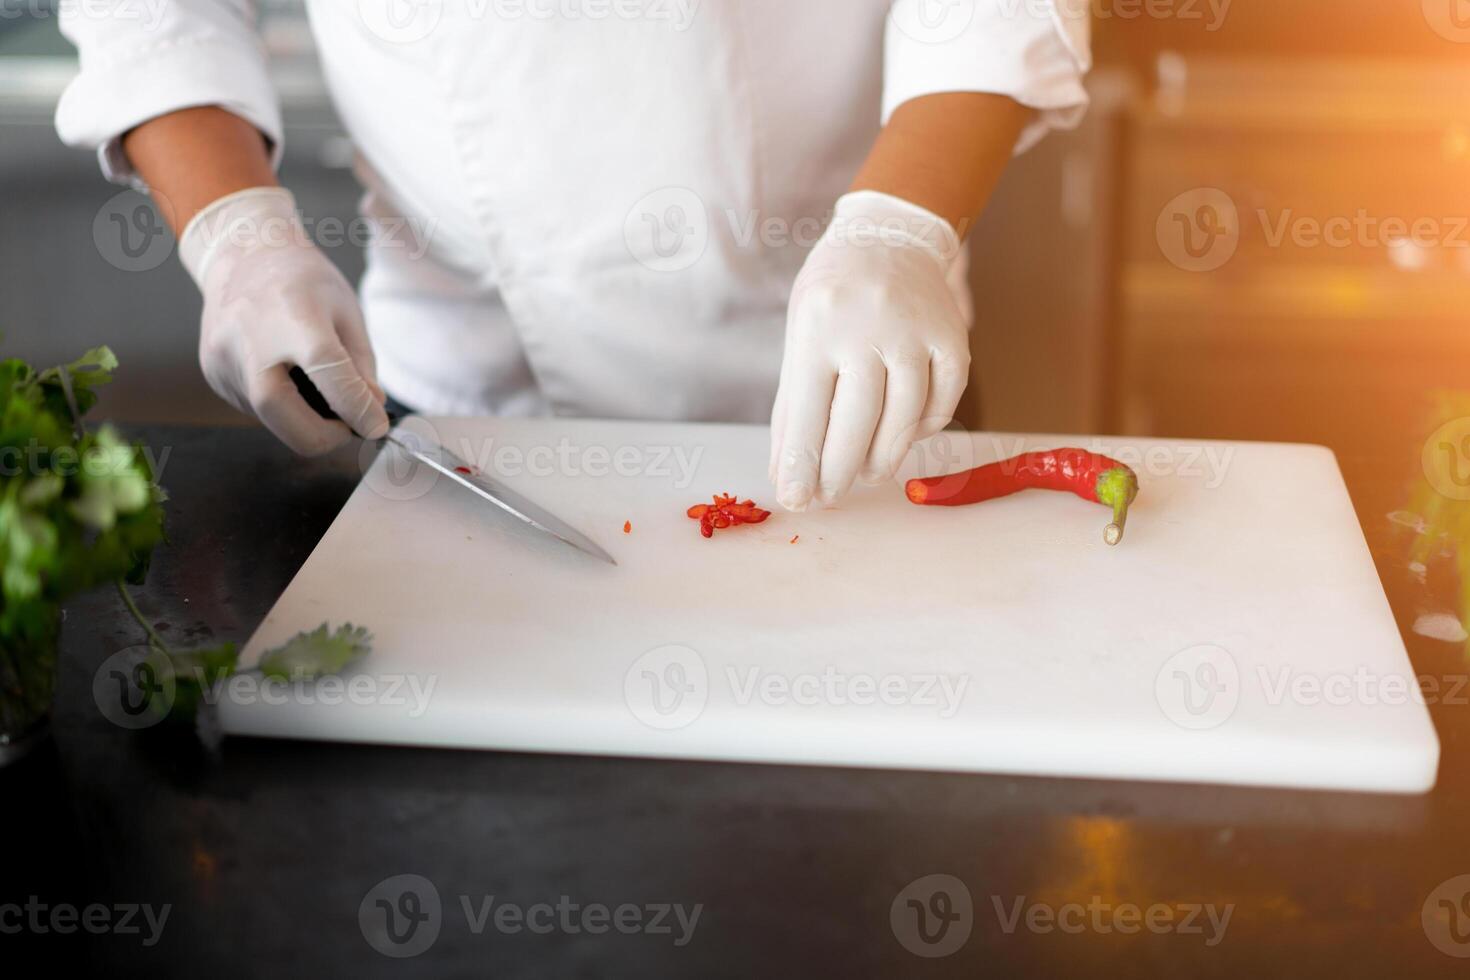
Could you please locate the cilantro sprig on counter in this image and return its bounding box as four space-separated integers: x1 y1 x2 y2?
0 345 371 742
0 346 165 737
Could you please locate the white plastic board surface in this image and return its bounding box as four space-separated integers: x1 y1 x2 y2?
221 419 1440 794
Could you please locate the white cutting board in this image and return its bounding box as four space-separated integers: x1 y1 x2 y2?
221 419 1439 794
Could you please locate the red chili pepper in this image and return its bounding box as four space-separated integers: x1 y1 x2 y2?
687 493 772 538
905 448 1139 546
454 466 474 475
623 520 632 534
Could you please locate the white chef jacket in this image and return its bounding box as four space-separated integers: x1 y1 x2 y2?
57 0 1090 420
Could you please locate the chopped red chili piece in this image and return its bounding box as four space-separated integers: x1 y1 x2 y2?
623 520 632 534
687 492 773 538
454 466 474 475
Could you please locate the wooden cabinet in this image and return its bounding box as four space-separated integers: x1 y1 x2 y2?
961 72 1132 434
1118 58 1470 456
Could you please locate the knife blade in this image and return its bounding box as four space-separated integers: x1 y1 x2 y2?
386 432 617 565
289 367 616 565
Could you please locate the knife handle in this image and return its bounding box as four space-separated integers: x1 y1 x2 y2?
289 365 401 429
289 366 338 420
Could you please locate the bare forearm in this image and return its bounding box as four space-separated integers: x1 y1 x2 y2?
850 92 1031 238
121 106 276 236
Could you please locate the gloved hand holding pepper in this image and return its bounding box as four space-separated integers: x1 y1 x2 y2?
180 187 390 456
770 190 972 511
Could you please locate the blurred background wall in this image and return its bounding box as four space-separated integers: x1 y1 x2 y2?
0 0 355 424
3 1 1469 472
968 3 1470 474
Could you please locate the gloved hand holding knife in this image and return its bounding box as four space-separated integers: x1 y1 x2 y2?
180 185 390 456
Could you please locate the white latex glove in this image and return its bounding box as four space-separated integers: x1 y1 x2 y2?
770 190 970 511
180 187 389 456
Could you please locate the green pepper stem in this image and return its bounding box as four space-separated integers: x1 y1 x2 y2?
1095 467 1139 547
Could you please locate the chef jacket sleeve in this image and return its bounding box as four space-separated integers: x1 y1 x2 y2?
883 0 1091 154
54 0 283 187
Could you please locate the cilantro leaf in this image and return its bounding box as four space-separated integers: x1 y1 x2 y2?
258 623 373 681
68 427 154 530
39 345 118 391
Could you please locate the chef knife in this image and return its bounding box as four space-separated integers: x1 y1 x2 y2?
289 367 617 566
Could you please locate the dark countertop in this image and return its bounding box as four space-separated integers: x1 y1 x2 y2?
5 424 1470 978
